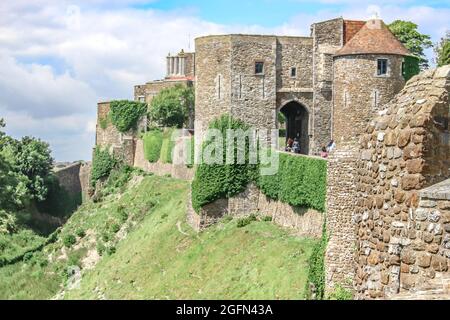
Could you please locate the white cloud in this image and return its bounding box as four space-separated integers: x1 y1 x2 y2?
0 1 448 161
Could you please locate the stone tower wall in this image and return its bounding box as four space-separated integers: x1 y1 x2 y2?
195 35 233 138
311 18 344 153
229 35 278 129
333 54 405 145
326 66 450 299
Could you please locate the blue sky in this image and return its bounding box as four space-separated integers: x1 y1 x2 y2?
0 0 448 161
140 0 450 26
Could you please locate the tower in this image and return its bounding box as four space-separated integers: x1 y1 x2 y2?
332 18 411 144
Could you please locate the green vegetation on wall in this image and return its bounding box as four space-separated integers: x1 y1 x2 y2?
191 115 327 213
91 147 117 187
402 56 420 82
257 153 327 212
305 223 328 300
143 130 163 163
109 100 147 133
191 115 258 212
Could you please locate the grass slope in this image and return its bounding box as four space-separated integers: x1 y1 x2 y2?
0 174 316 300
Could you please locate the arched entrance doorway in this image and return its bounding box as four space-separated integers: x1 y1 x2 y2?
279 101 309 155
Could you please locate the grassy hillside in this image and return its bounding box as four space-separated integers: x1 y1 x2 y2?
0 172 317 300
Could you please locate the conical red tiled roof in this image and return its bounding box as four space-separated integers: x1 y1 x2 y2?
335 19 411 57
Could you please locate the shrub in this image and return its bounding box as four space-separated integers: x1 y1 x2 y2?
96 242 106 256
262 216 273 222
63 234 76 248
76 228 86 238
106 246 116 256
191 115 258 212
306 223 328 300
117 206 128 223
257 153 327 212
143 130 163 163
110 223 120 234
160 128 177 164
109 100 147 133
91 147 117 187
236 214 257 228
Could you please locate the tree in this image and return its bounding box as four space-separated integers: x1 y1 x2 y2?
0 119 30 209
389 20 433 69
149 84 194 128
5 136 53 201
435 31 450 67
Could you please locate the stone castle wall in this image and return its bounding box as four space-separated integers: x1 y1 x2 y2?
187 184 324 238
326 66 450 299
133 138 194 181
54 161 92 203
96 102 144 166
134 79 193 105
333 54 406 145
354 67 449 299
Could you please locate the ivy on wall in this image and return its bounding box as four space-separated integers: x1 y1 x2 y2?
109 100 147 133
403 55 420 82
305 223 328 300
191 114 327 213
191 115 258 212
257 153 327 212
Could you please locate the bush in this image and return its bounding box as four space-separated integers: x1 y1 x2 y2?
106 246 116 256
160 128 177 164
191 115 258 212
262 216 273 222
143 130 163 163
63 234 76 248
96 242 106 256
257 153 327 212
109 100 147 133
110 223 120 234
91 147 117 187
76 228 86 238
306 223 328 300
237 214 257 228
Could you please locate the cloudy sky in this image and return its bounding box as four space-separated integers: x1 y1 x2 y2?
0 0 449 161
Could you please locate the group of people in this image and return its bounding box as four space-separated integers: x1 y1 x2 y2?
285 138 336 159
285 137 301 154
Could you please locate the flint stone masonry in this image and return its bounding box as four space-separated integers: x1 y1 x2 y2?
187 184 324 238
328 66 449 299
